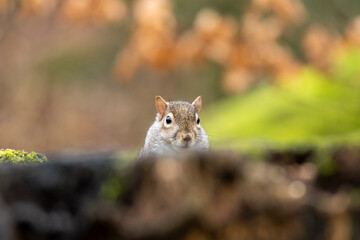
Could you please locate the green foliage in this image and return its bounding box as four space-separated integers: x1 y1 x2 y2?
0 149 47 164
202 47 360 149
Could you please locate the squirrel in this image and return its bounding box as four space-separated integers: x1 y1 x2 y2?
138 96 209 158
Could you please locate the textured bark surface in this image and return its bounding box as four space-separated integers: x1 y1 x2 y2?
0 148 359 240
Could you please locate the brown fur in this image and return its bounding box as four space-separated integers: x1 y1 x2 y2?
168 101 197 130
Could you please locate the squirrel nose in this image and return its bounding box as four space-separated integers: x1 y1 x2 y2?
182 133 192 142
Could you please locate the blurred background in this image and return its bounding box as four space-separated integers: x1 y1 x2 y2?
0 0 359 153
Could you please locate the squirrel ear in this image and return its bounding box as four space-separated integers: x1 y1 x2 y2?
192 96 202 112
155 96 168 119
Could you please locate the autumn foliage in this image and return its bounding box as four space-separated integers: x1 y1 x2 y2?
113 0 360 93
0 0 359 93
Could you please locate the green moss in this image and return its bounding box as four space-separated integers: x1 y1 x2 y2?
99 152 138 202
100 175 124 202
0 149 47 164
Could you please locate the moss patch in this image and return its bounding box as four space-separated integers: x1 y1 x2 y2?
0 149 47 164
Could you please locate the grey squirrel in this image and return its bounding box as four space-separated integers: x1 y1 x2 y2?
138 96 209 158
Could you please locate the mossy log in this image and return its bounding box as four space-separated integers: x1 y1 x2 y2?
0 148 358 240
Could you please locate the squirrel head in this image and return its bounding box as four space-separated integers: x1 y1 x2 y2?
155 96 204 150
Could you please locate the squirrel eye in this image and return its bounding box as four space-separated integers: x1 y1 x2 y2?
165 116 172 124
197 117 200 125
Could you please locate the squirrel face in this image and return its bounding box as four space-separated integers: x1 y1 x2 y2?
155 96 205 151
